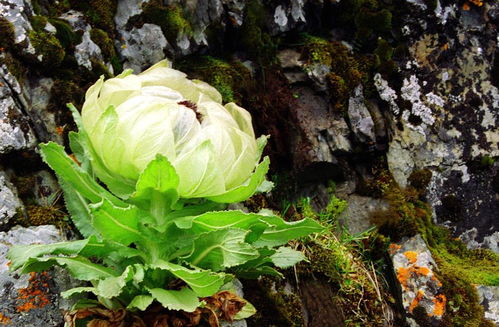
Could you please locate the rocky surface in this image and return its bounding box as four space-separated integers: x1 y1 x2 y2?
0 225 77 326
0 0 497 325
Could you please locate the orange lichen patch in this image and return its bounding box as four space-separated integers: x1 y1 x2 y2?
404 251 418 264
431 275 443 287
397 267 411 289
389 243 401 254
16 272 51 313
414 266 431 276
0 313 11 325
409 289 425 313
468 0 483 6
55 125 65 136
430 294 446 317
441 43 449 51
462 2 471 10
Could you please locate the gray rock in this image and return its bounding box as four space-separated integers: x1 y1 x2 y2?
60 11 105 72
347 85 376 144
476 285 499 325
291 86 351 167
222 0 246 26
390 234 446 325
0 64 36 154
114 0 149 29
0 225 77 326
0 171 23 228
117 23 170 73
340 195 389 235
0 0 36 55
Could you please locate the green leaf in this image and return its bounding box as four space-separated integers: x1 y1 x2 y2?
21 256 117 280
127 295 154 311
90 200 144 246
234 300 257 320
129 154 179 218
61 287 97 298
39 142 126 208
184 229 259 271
207 157 270 203
253 216 323 248
270 247 307 268
8 238 91 270
60 180 98 238
150 260 226 297
96 265 135 298
148 287 200 312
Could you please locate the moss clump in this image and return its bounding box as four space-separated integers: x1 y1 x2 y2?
30 15 48 31
299 35 367 112
0 17 16 49
46 79 84 128
90 28 115 59
31 0 70 17
28 29 65 67
142 1 191 44
26 205 65 227
69 0 117 33
175 56 251 104
239 0 277 66
49 18 82 49
0 52 27 81
408 168 432 193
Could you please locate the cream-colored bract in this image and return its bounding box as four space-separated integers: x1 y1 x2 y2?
81 60 265 199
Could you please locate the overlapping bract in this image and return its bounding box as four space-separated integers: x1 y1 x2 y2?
81 60 267 200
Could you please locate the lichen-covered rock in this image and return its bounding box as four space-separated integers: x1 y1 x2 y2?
476 285 499 325
375 0 499 251
0 225 78 326
0 171 23 228
390 234 446 325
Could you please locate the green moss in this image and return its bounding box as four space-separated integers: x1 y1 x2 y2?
297 196 391 326
0 17 16 49
244 277 305 327
110 55 123 75
299 35 367 112
26 205 65 227
69 0 117 33
239 0 277 66
0 52 26 81
28 29 65 67
374 38 393 63
175 56 251 104
49 18 82 49
47 80 84 113
30 15 48 32
142 1 192 44
90 28 115 59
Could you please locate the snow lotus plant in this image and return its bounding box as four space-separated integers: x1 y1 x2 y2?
7 60 322 325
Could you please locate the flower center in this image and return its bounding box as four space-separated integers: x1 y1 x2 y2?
178 100 202 122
